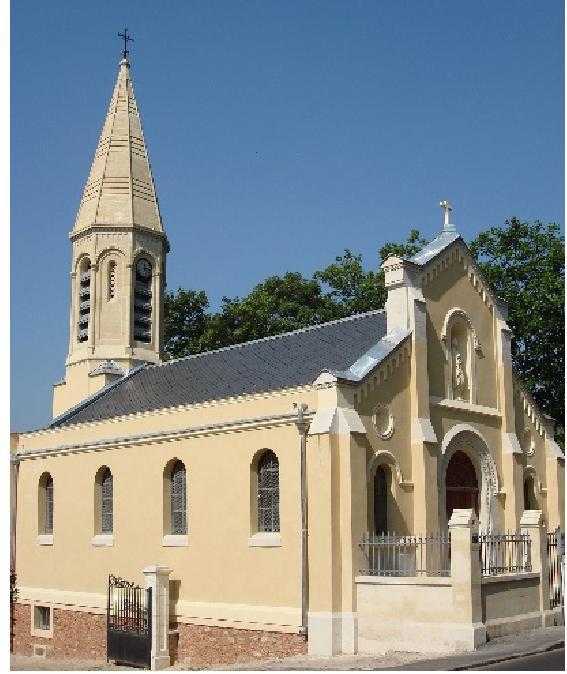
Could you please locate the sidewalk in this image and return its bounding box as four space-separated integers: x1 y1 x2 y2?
210 626 565 671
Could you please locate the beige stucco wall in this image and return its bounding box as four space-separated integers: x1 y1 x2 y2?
357 353 413 534
16 388 320 630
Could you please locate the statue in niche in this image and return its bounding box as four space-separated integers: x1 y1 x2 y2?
452 338 468 400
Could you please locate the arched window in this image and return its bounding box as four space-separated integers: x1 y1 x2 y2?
524 475 537 510
258 451 280 533
108 261 116 301
38 473 54 535
170 461 187 535
101 468 113 534
133 258 152 343
374 466 388 535
77 258 91 343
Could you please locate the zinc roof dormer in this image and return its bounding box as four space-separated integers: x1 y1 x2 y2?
72 58 164 235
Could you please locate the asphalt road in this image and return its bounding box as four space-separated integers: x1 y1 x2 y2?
468 647 565 671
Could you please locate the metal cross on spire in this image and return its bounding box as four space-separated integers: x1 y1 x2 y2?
439 200 453 227
118 28 134 60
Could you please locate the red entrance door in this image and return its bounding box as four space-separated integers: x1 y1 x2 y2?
445 450 479 521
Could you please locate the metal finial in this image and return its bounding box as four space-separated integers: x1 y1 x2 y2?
118 28 134 60
439 200 453 228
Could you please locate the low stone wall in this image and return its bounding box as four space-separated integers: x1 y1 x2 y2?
481 573 543 638
12 604 106 659
171 622 307 667
356 576 459 653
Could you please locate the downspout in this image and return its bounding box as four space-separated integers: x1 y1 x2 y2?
294 403 309 637
10 454 19 570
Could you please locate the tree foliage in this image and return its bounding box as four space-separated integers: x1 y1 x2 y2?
469 218 564 439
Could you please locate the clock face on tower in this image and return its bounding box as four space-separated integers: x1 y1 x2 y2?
136 259 152 279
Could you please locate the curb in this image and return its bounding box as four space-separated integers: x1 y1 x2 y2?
448 640 564 671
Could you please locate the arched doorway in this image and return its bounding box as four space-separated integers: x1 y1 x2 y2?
374 466 388 534
445 450 479 522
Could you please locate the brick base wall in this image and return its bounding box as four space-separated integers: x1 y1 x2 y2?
13 603 307 667
13 604 106 660
171 622 307 668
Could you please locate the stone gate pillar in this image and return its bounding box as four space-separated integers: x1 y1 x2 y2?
519 510 554 627
143 565 172 670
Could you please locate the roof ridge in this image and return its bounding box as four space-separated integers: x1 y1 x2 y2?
152 309 386 369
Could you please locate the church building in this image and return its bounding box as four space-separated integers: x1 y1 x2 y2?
11 53 564 668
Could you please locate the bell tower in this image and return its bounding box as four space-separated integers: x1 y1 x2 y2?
53 54 169 418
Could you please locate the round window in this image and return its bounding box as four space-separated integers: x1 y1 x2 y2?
373 405 394 439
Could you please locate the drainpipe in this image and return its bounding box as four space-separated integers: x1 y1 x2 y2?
10 454 19 570
294 403 309 637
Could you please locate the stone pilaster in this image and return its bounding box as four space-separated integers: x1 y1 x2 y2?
519 510 554 627
143 565 172 670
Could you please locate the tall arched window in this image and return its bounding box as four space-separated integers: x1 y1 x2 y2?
101 468 113 534
170 460 187 535
38 473 54 535
108 261 116 301
258 451 280 533
374 466 388 535
524 474 537 511
133 258 152 343
77 258 91 343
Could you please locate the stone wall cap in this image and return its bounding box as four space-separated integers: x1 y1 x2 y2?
519 509 544 527
142 565 173 575
448 508 477 527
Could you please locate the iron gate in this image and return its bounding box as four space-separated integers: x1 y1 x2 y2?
107 574 152 668
547 530 564 611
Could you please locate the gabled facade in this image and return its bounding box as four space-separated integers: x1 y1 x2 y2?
12 56 564 667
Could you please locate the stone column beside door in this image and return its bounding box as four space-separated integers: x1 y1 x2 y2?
143 565 172 670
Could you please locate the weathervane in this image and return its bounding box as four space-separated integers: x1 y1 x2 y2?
439 200 453 227
118 28 134 60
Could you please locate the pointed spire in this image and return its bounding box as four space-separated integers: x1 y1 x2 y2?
73 59 163 233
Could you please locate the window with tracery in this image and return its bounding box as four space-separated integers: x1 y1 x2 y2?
44 475 54 535
258 450 280 533
101 468 113 534
170 461 187 535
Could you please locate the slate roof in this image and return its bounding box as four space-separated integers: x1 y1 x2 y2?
52 310 388 428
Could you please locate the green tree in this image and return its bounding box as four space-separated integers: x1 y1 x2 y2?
379 228 429 260
199 272 337 352
469 218 564 441
314 249 387 316
164 289 209 360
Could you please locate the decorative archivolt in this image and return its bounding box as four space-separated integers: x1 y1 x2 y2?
95 247 126 265
440 307 482 357
367 450 404 485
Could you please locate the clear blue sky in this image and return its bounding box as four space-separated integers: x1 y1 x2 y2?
10 0 564 431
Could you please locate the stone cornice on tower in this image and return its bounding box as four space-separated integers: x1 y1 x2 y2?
72 59 164 236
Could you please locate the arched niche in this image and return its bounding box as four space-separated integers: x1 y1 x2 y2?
441 308 481 404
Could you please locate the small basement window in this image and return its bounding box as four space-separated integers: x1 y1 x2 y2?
31 605 53 638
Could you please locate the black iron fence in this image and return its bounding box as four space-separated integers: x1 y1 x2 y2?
359 532 451 577
476 532 531 576
547 530 564 610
